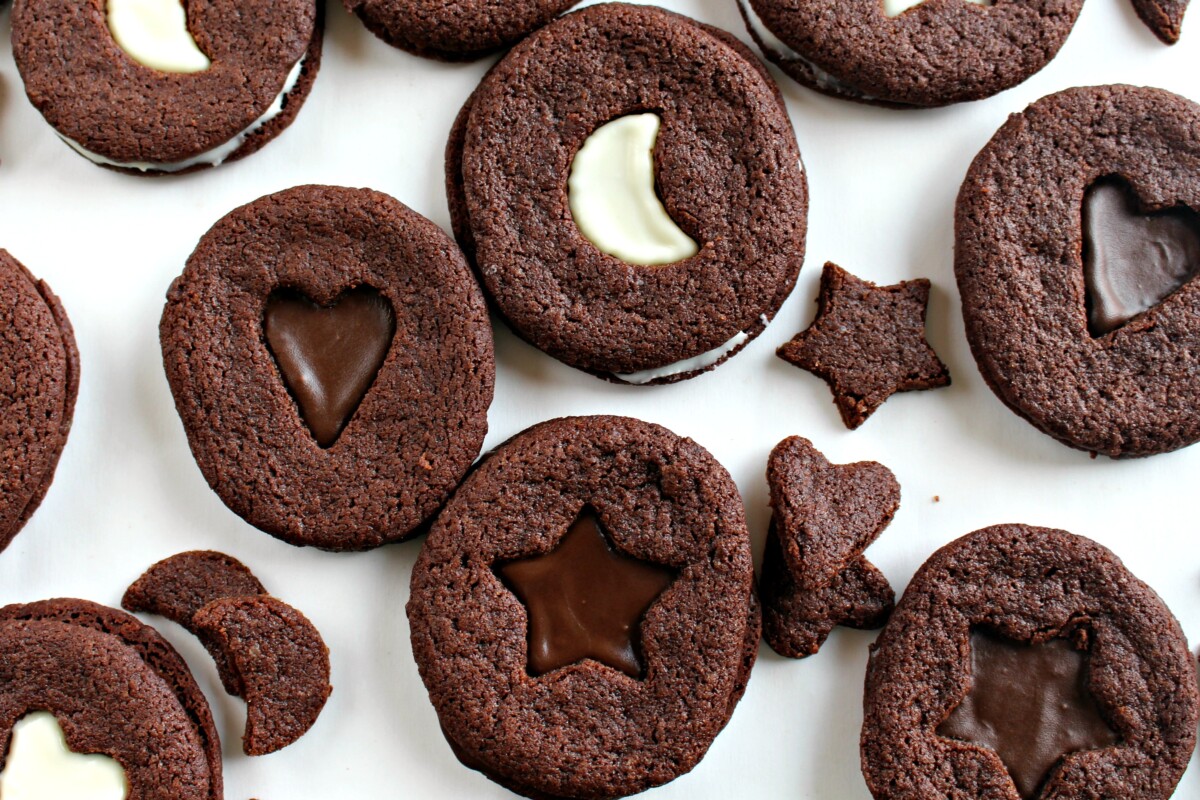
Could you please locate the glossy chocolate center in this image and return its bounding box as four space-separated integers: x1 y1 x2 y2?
1083 176 1200 336
937 630 1119 799
496 510 677 679
263 287 395 448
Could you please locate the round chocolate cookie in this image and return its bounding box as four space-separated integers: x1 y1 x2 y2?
342 0 579 60
450 3 807 385
12 0 323 174
160 185 494 550
408 415 760 798
738 0 1082 108
861 525 1199 800
956 85 1200 458
0 599 222 800
0 250 79 554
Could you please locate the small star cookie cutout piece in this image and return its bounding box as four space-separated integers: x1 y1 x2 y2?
497 510 677 679
777 262 950 429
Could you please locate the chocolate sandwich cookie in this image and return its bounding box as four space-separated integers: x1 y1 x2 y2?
408 415 760 798
343 0 579 60
0 250 79 554
861 525 1199 800
160 185 494 549
450 3 806 385
761 437 896 658
0 599 222 800
12 0 323 174
956 85 1200 458
738 0 1082 108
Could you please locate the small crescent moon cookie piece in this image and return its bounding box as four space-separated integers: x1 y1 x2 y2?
408 415 760 798
0 250 79 554
956 85 1200 458
160 185 495 549
342 0 580 60
738 0 1083 108
861 526 1199 800
451 3 807 385
0 599 223 800
11 0 323 174
192 596 331 756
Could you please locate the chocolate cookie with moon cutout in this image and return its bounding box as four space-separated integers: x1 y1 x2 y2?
738 0 1083 108
160 185 494 550
861 525 1199 800
342 0 580 60
408 416 760 799
956 85 1200 458
450 3 806 385
0 250 79 555
12 0 322 174
0 599 223 800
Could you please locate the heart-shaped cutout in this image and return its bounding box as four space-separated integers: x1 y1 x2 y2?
0 712 128 800
264 287 395 448
1083 176 1200 336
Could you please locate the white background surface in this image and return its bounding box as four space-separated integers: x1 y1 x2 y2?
0 0 1197 797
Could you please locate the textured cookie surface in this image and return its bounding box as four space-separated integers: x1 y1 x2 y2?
408 415 760 798
740 0 1081 107
0 599 222 800
453 3 806 383
343 0 578 60
161 185 494 549
861 525 1199 799
956 85 1200 458
13 0 322 173
193 595 331 756
0 250 79 554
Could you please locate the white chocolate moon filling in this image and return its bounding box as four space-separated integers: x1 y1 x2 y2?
0 713 129 800
107 0 211 73
568 114 700 266
882 0 991 17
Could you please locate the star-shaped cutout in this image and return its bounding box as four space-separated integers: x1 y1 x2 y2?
496 509 677 679
937 630 1120 799
777 262 950 429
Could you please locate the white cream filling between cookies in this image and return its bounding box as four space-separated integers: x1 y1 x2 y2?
0 713 129 800
612 316 768 384
107 0 211 73
568 114 699 266
59 56 305 173
883 0 990 17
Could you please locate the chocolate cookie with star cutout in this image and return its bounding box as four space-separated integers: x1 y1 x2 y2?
12 0 323 174
861 525 1199 800
342 0 580 60
160 185 494 550
407 415 760 799
956 85 1200 458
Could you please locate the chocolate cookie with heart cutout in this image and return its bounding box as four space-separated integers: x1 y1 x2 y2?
12 0 323 174
450 3 806 385
0 250 79 555
0 598 223 800
956 85 1200 458
408 415 760 798
861 525 1199 799
160 185 494 549
342 0 580 60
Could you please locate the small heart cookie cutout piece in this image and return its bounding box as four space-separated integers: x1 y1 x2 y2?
0 712 128 800
264 287 395 448
1083 176 1200 336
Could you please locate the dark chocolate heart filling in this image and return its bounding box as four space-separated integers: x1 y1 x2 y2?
1082 176 1200 337
263 287 395 448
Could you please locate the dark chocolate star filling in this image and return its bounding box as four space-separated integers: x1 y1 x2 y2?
496 509 677 679
937 629 1120 799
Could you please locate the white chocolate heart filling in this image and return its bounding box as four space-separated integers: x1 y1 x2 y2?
568 114 699 266
0 713 129 800
107 0 211 73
